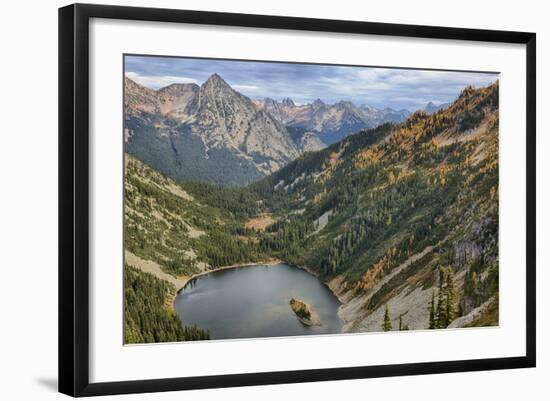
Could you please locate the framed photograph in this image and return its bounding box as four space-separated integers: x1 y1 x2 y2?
59 3 536 397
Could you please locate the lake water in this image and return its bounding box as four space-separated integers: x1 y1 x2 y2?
174 263 343 340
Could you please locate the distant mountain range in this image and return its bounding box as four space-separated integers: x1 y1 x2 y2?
124 73 453 186
254 97 410 145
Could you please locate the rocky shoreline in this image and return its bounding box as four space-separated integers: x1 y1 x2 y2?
172 259 353 331
174 259 283 296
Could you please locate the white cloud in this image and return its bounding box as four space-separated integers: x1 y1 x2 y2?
125 59 499 110
232 84 261 92
125 71 198 89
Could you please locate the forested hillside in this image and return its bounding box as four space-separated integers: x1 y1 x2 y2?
124 155 272 343
124 265 210 343
252 82 499 331
125 155 267 274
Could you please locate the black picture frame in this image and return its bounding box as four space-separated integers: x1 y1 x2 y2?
59 3 536 397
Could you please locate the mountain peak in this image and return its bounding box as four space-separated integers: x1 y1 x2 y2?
208 72 223 80
157 82 199 98
425 101 449 114
203 73 231 89
312 98 325 108
282 97 295 107
336 100 354 107
360 104 376 112
160 82 196 90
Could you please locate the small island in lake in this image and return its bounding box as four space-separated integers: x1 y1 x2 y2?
289 298 322 326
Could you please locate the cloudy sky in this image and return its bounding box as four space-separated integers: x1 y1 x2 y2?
125 55 498 111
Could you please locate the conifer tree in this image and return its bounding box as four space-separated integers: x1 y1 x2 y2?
446 268 458 324
429 290 436 329
436 267 447 328
382 305 392 332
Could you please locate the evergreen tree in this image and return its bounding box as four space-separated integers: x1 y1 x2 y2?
429 290 436 329
124 265 210 343
382 305 392 331
436 268 447 328
446 268 458 324
398 312 410 331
